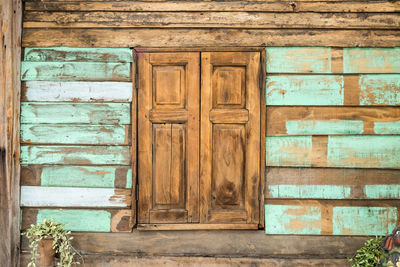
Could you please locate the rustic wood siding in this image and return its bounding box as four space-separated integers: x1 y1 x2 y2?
20 47 134 232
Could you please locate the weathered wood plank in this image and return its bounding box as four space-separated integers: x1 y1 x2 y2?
266 136 313 167
21 61 131 81
266 167 400 199
21 103 130 124
22 81 132 102
359 74 400 106
20 145 131 165
20 186 131 207
266 106 400 136
22 29 400 48
21 165 132 188
23 12 400 29
21 208 132 232
344 48 400 73
266 75 344 106
21 124 130 145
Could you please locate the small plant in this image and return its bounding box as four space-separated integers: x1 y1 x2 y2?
22 218 82 267
348 236 387 267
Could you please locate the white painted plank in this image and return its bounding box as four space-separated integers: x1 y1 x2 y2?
20 186 130 207
23 81 132 102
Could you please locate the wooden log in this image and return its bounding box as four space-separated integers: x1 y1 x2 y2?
21 208 132 232
23 11 400 29
21 102 130 124
22 81 133 102
21 165 132 188
266 106 400 136
20 145 131 165
20 186 131 207
22 29 400 48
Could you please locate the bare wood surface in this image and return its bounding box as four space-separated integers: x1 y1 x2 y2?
22 29 400 47
138 224 258 230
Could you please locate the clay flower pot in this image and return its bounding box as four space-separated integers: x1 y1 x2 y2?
37 238 56 267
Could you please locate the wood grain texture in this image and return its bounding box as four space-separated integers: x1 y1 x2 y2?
21 165 132 188
22 81 133 102
20 186 131 207
21 102 130 124
21 61 131 81
20 145 131 165
359 74 400 106
344 48 400 73
266 106 400 136
22 29 400 47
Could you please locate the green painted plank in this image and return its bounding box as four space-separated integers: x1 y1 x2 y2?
266 75 343 106
364 185 400 199
24 47 133 62
20 145 131 165
265 205 321 235
267 185 351 199
359 75 400 106
266 47 332 73
374 121 400 134
21 103 130 124
333 207 397 235
21 124 127 144
40 166 132 188
344 48 400 73
327 136 400 169
286 120 363 135
266 136 312 167
21 61 130 81
36 209 111 232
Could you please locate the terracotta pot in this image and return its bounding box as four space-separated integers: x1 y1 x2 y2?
38 238 56 267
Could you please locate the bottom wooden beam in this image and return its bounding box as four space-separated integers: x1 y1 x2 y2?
138 223 259 230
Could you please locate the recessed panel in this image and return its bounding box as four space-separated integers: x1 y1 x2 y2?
211 124 245 208
213 67 245 108
153 66 185 108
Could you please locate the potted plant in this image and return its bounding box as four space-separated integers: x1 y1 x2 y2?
22 218 82 267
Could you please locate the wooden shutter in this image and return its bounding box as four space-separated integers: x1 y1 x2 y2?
200 52 261 226
138 53 200 224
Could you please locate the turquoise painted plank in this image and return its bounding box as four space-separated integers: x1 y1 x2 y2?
20 145 131 165
21 103 130 124
266 75 344 106
40 166 132 188
333 207 397 235
266 136 312 167
266 47 332 73
286 120 364 135
267 185 351 199
327 136 400 169
21 124 127 144
344 48 400 73
359 75 400 106
21 61 130 81
24 47 133 62
374 121 400 134
265 205 322 235
36 209 111 232
364 185 400 199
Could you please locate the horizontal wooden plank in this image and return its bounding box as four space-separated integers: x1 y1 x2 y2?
267 106 400 136
138 224 258 230
266 75 344 106
22 29 400 48
344 48 400 73
21 208 132 232
21 124 130 145
23 12 400 29
24 1 400 12
266 136 400 169
21 61 131 81
359 74 400 106
21 103 130 124
20 145 131 165
21 165 132 188
24 47 132 62
22 81 132 102
20 186 131 207
266 167 400 199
